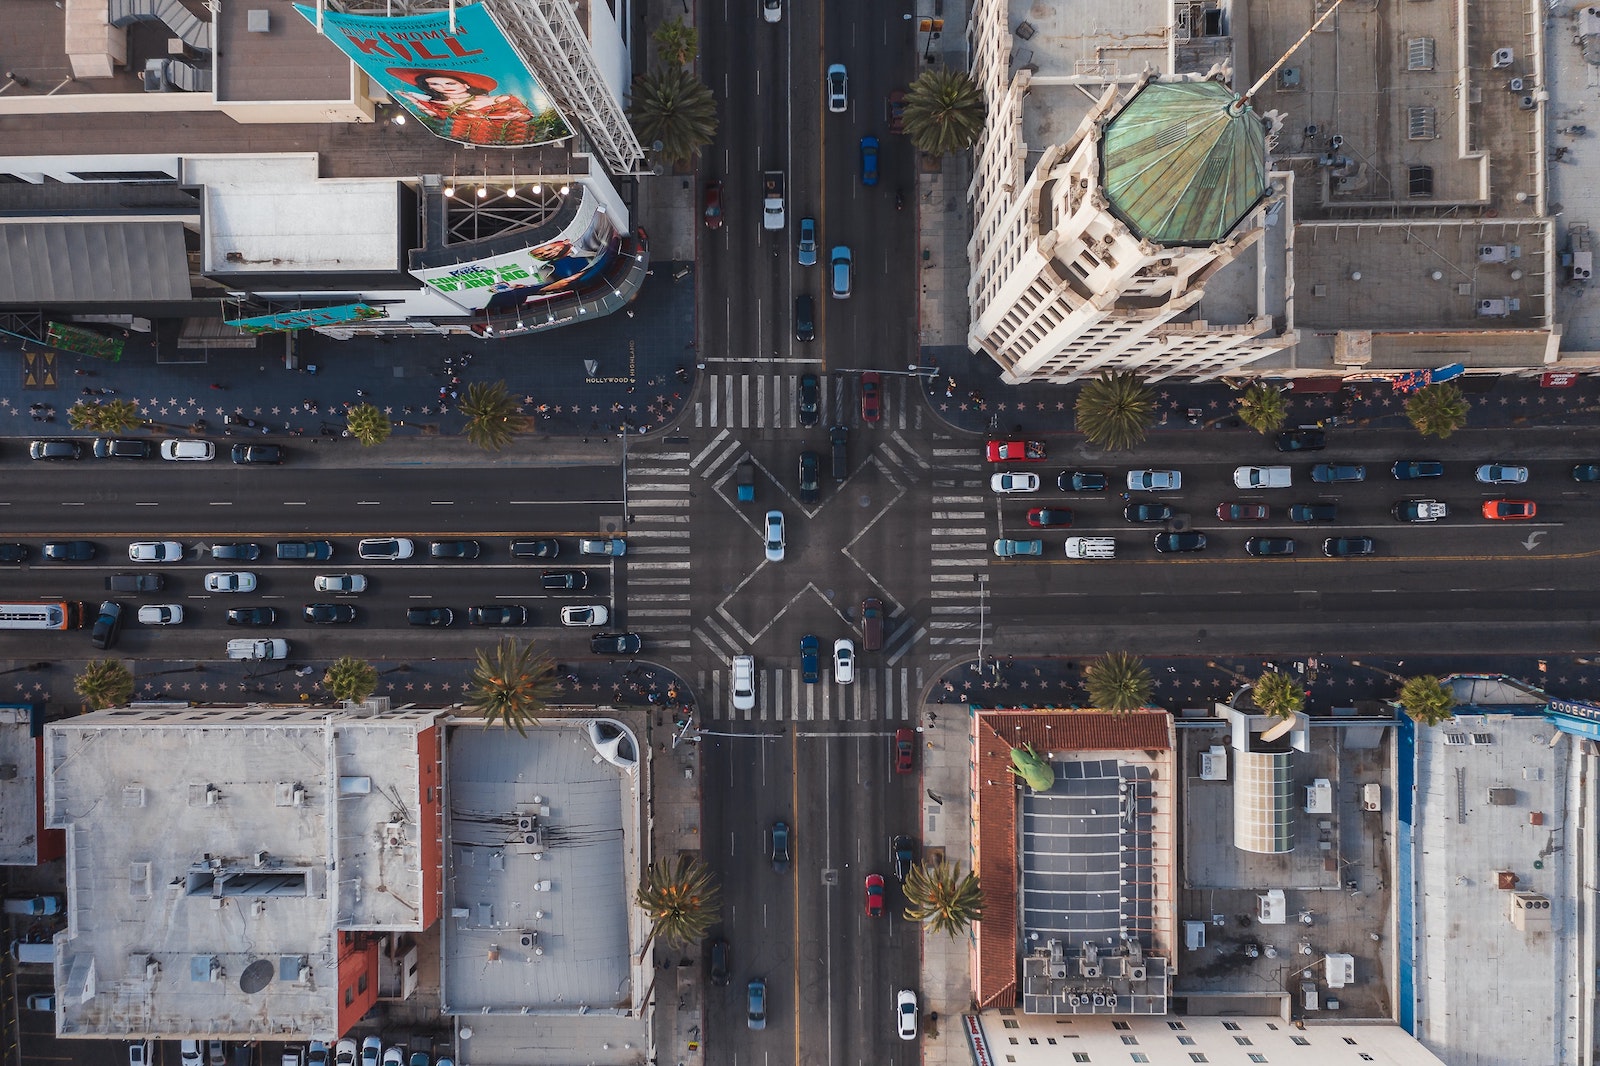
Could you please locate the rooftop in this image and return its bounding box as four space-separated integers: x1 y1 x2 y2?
0 705 47 866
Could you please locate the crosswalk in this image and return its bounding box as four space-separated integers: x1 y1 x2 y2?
693 371 922 430
926 442 991 656
620 445 694 658
698 664 927 721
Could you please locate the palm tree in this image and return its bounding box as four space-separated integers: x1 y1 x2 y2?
903 67 986 155
75 659 134 710
324 656 378 703
466 638 557 737
346 403 391 447
652 16 698 70
1074 370 1155 450
460 380 528 452
1406 382 1469 439
67 399 144 433
629 67 718 169
636 854 722 949
902 860 983 936
1397 675 1456 726
1250 671 1304 720
1085 651 1152 713
1235 383 1288 434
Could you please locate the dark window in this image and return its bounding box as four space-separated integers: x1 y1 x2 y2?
1408 165 1434 198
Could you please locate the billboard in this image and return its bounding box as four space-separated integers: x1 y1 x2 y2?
225 303 388 335
295 4 573 148
412 202 623 312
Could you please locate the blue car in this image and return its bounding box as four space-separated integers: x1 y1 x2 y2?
860 135 879 186
800 635 820 683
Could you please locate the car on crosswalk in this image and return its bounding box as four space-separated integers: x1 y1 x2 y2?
800 635 820 683
834 638 855 684
731 655 756 711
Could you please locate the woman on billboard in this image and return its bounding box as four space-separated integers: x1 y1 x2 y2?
389 68 571 147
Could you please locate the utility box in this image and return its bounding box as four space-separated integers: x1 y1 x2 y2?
1325 953 1355 988
1305 778 1333 814
1183 921 1206 950
1362 783 1382 812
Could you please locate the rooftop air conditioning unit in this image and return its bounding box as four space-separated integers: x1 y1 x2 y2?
1129 966 1147 982
1050 964 1068 979
385 823 405 846
519 931 538 948
517 816 535 832
205 785 221 805
1084 966 1102 978
1520 95 1537 110
1508 77 1524 91
1492 47 1515 68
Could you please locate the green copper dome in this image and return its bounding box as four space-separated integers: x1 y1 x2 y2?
1100 80 1269 247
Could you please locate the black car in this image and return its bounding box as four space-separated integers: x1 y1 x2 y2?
1274 427 1326 452
468 605 528 626
1057 470 1108 492
93 438 152 460
511 539 560 559
43 541 96 562
1154 531 1207 553
430 540 481 559
797 450 820 503
771 821 791 873
541 569 589 591
0 543 30 563
1323 536 1375 557
830 424 848 480
798 372 820 425
90 601 123 650
1391 460 1444 480
1575 464 1600 482
1288 502 1338 523
226 607 277 626
30 439 82 460
1245 536 1296 556
304 603 357 624
211 543 262 561
407 606 454 627
794 296 816 344
1123 503 1173 523
891 834 914 883
591 632 643 654
1311 462 1366 483
709 939 730 987
231 444 284 465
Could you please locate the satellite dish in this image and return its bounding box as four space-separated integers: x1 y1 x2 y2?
239 959 275 994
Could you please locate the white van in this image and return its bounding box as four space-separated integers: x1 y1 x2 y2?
11 938 54 965
226 638 289 661
1064 537 1116 559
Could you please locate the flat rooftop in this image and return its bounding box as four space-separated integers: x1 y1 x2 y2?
0 706 45 866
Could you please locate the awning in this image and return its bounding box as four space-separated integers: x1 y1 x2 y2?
0 221 192 303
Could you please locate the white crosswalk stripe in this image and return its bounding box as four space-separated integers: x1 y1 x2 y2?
692 373 921 430
697 666 926 721
926 443 991 649
622 446 698 658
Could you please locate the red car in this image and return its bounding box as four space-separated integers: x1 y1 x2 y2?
703 180 723 230
860 372 881 422
894 728 915 774
1026 508 1073 528
1216 502 1269 521
1483 498 1537 520
864 873 886 917
985 440 1045 462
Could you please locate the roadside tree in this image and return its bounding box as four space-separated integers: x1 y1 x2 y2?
75 659 134 710
1397 674 1456 726
652 16 698 70
466 638 557 737
903 67 985 155
346 403 392 447
1250 670 1304 720
902 860 983 935
1085 651 1153 713
1405 382 1470 439
1235 383 1288 434
637 854 721 948
460 380 528 452
324 656 378 704
629 67 718 168
1074 370 1155 450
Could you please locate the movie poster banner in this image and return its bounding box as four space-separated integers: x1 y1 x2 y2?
294 3 573 148
412 203 623 312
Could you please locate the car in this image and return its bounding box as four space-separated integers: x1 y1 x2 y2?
1026 508 1072 527
860 371 881 422
0 543 30 563
702 179 723 229
1311 462 1366 483
30 439 82 460
304 603 357 624
161 439 215 461
511 539 560 559
382 1049 402 1066
1123 502 1173 523
1574 464 1600 482
793 293 816 341
798 372 820 426
206 571 257 593
1391 460 1444 480
138 604 184 625
861 597 884 651
1392 499 1448 522
1128 469 1181 491
859 134 880 186
94 437 152 460
709 939 730 986
993 538 1044 558
334 1042 357 1066
208 1041 227 1066
579 537 626 556
894 728 915 773
731 654 756 711
106 573 163 593
25 992 56 1011
826 63 848 111
762 0 780 21
830 245 853 298
130 1041 153 1066
129 540 184 562
830 423 849 480
896 989 918 1040
308 1044 328 1066
1274 427 1326 452
1476 463 1529 484
1483 498 1537 520
1232 465 1291 489
542 569 589 591
1216 502 1269 521
1244 536 1296 557
212 542 262 561
1154 531 1207 553
468 605 528 625
1323 536 1376 557
764 510 786 561
407 606 454 627
560 604 609 627
182 1042 204 1066
891 834 914 882
864 873 886 917
226 607 277 626
1057 470 1107 491
990 472 1040 493
43 540 96 561
90 601 124 650
987 440 1046 462
834 638 855 684
358 538 415 560
361 1038 381 1066
1288 502 1338 522
797 450 820 503
276 540 334 561
314 574 367 593
231 444 283 464
800 634 820 683
747 977 768 1030
771 821 791 872
407 1053 427 1066
430 539 481 559
797 216 817 266
591 631 643 654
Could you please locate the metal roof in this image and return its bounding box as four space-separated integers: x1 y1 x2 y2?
1100 80 1269 246
0 221 191 303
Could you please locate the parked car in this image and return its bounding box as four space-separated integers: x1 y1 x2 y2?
591 632 642 654
827 64 848 111
334 1041 357 1066
130 1041 153 1066
896 989 919 1040
731 654 756 711
205 571 257 593
830 423 849 480
231 444 283 464
987 440 1045 462
208 1044 227 1066
747 978 768 1030
358 538 414 560
770 821 790 872
559 604 609 627
94 437 152 459
226 607 277 626
308 1044 328 1066
161 439 215 461
1274 427 1326 452
579 537 626 556
43 540 96 561
30 439 82 460
361 1038 381 1066
1391 460 1444 480
1476 463 1529 484
1244 537 1296 557
833 638 855 684
212 542 262 561
1232 466 1291 489
797 216 817 266
764 510 786 561
1057 470 1107 491
991 472 1040 493
891 834 914 882
864 873 886 917
314 574 367 593
303 603 357 624
1323 536 1375 557
1128 469 1181 491
800 634 820 683
1154 531 1207 553
798 372 820 426
1026 508 1072 527
467 605 528 625
129 540 183 562
709 939 730 986
894 728 915 773
859 371 881 422
1311 462 1366 483
25 992 55 1011
138 604 185 625
1482 498 1537 520
407 606 453 627
90 602 123 649
182 1041 204 1066
1288 502 1338 522
429 539 481 559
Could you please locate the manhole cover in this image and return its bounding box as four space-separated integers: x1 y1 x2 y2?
821 868 839 885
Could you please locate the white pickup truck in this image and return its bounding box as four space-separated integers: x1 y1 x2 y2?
1233 465 1293 489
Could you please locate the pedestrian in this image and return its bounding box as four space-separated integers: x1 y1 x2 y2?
210 383 226 390
355 388 366 397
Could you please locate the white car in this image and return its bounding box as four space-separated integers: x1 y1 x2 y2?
731 655 756 711
130 1042 153 1066
559 604 610 627
764 510 786 561
334 1041 358 1066
360 1039 381 1066
314 574 368 593
896 988 918 1040
382 1049 403 1066
1127 469 1181 491
205 571 257 593
1475 463 1528 484
161 439 215 461
990 472 1040 493
826 64 848 112
833 638 855 684
129 541 183 562
762 0 780 21
138 604 184 625
358 538 414 560
181 1042 203 1066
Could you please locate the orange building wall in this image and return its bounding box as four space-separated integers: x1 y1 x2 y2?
334 933 380 1036
415 725 443 930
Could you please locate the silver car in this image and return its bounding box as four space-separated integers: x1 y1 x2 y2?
826 64 848 112
764 510 786 562
129 541 184 562
314 574 368 593
731 655 756 711
205 571 257 593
